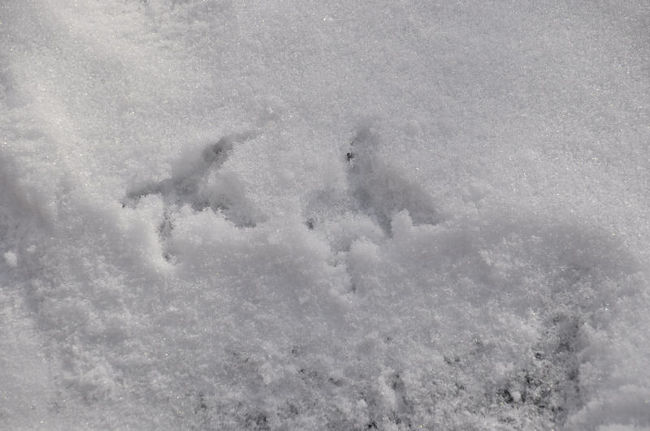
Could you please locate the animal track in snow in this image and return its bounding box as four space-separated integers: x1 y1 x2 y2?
345 126 442 235
122 133 263 259
303 126 443 256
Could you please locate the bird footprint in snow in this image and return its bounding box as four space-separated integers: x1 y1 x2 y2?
345 126 442 235
122 133 263 259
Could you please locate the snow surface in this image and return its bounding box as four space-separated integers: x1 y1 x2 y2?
1 0 649 429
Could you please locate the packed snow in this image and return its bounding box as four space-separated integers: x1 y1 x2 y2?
1 0 649 429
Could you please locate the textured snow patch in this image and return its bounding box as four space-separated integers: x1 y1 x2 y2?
3 251 17 267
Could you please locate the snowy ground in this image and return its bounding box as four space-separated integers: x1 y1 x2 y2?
1 0 649 429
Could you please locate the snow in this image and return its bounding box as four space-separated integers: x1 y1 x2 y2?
3 251 17 267
1 0 649 429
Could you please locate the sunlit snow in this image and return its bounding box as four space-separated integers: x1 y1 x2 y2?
1 0 649 430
